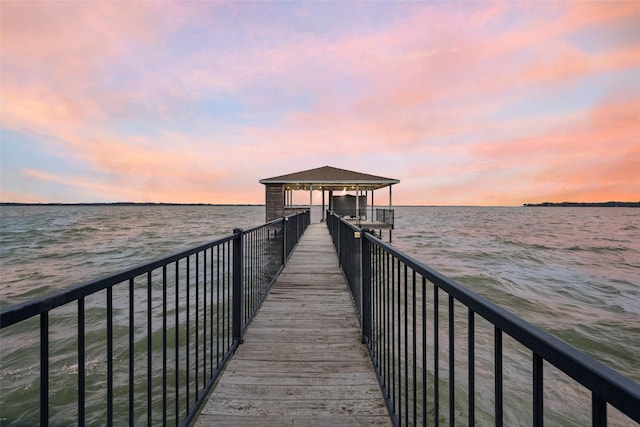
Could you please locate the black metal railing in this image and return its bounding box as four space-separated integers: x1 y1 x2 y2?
376 208 395 229
327 211 640 427
327 210 362 318
284 209 310 261
0 210 309 427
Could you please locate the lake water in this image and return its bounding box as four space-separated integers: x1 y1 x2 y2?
1 205 638 425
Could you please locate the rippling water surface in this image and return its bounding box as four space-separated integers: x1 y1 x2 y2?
1 205 638 425
392 206 639 385
1 205 265 308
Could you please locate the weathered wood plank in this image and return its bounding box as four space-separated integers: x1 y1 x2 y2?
196 415 391 427
209 383 383 399
231 346 368 362
222 361 376 375
218 372 380 393
195 223 391 426
246 327 360 339
200 397 389 416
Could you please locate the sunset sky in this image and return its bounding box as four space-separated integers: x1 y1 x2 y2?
1 1 639 206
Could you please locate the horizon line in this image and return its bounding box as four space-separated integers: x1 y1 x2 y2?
2 201 638 208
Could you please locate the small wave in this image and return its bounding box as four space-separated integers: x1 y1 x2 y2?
496 238 555 251
32 237 65 246
60 226 106 238
565 245 628 252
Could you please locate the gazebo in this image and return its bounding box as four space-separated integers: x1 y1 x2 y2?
259 166 400 232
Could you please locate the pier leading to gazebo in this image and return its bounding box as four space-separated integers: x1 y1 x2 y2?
259 165 400 237
3 204 639 426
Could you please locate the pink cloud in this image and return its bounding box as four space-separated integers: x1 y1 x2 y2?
19 164 258 204
2 2 639 205
464 94 640 203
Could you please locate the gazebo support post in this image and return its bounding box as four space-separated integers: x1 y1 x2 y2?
329 190 333 213
371 190 374 222
356 184 360 226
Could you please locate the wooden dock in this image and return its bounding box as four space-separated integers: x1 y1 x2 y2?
195 223 391 426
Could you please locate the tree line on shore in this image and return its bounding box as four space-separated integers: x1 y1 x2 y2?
523 201 640 207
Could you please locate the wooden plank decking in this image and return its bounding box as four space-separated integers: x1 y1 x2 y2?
195 223 391 426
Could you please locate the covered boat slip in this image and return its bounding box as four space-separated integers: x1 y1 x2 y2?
259 166 399 233
195 224 391 426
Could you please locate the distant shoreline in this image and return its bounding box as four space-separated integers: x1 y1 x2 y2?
523 201 640 207
0 202 262 207
3 201 639 208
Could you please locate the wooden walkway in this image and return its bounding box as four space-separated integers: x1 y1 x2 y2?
196 223 391 426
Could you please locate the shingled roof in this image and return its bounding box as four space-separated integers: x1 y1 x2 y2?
259 166 399 191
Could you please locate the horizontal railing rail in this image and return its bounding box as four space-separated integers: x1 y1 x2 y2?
0 210 309 427
327 211 640 427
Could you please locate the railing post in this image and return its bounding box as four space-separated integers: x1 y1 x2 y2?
282 217 287 265
361 228 371 344
232 228 244 344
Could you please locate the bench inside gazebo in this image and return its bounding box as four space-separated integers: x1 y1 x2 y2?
259 165 400 237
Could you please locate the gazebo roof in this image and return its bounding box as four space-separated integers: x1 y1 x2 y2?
259 166 399 191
